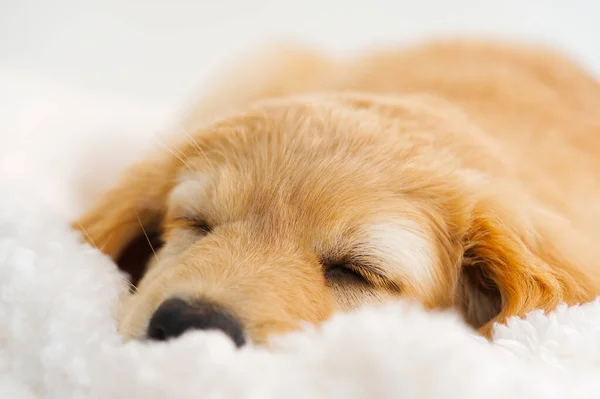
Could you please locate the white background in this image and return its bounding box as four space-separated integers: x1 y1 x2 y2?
1 0 599 217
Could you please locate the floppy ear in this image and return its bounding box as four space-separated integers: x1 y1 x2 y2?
72 141 193 284
454 196 598 336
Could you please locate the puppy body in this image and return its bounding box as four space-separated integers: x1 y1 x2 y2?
76 40 600 344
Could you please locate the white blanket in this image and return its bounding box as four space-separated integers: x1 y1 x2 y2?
2 184 600 399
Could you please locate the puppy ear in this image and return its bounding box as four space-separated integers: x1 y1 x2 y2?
454 196 598 336
72 143 191 283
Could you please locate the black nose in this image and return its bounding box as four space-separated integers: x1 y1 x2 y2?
147 298 246 347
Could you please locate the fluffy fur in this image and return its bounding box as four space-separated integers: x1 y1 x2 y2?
75 40 600 344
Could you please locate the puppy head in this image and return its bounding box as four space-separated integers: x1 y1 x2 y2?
75 94 595 345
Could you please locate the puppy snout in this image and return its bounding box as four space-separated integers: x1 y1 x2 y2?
147 298 246 347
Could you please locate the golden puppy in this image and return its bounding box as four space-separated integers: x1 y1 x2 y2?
74 40 600 346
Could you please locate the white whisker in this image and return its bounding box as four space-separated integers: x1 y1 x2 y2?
136 212 160 264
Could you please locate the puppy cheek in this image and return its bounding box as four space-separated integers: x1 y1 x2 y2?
116 294 156 340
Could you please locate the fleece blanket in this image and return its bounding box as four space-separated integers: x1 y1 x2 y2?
2 184 600 399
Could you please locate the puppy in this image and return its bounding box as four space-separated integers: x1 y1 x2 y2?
74 40 600 346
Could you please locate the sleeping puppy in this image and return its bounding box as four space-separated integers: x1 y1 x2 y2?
74 40 600 346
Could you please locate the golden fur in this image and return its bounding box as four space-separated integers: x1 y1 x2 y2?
74 40 600 344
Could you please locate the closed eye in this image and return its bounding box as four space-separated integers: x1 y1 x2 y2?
324 263 371 285
171 216 212 235
321 256 402 291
